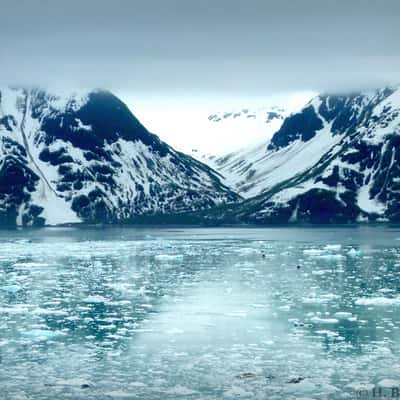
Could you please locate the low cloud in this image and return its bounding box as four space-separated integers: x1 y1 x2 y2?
1 0 399 96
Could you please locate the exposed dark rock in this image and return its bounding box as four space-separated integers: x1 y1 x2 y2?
236 372 257 379
287 376 305 384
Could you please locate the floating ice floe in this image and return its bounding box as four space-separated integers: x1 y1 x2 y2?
324 244 342 251
261 340 275 345
334 312 354 319
12 262 50 268
129 382 147 388
303 248 345 261
302 294 340 304
32 307 69 316
316 254 345 260
21 329 66 340
83 295 109 303
315 330 340 337
355 296 400 306
378 288 394 293
105 282 134 294
303 249 325 256
154 254 184 261
310 317 339 324
347 248 362 257
235 247 259 255
311 270 327 275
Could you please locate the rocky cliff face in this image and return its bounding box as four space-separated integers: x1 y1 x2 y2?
0 87 239 226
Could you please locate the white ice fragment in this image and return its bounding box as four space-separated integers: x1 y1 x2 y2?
164 385 198 395
302 294 339 304
155 254 184 261
316 254 345 260
303 249 324 256
310 317 339 324
378 288 394 293
315 330 339 337
129 382 147 388
347 248 361 257
334 312 353 319
12 262 50 268
83 295 108 303
235 247 259 255
324 244 342 251
32 307 69 316
104 391 134 398
355 297 400 306
311 270 326 275
21 329 66 340
261 340 275 345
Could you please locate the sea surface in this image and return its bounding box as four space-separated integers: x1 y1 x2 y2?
1 226 400 399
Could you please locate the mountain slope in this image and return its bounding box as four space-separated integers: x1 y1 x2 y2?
196 107 288 197
204 87 400 224
0 87 239 226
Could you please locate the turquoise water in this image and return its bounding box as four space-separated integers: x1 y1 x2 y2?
1 227 400 399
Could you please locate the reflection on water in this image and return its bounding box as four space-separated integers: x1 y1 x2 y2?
1 227 400 399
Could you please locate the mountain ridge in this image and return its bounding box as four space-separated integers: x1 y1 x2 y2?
202 86 400 224
2 85 400 226
0 87 240 226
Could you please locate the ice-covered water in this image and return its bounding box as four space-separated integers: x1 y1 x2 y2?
1 227 400 399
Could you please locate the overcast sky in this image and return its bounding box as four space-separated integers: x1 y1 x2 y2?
1 0 399 152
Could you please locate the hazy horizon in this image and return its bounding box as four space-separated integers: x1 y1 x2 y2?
120 90 315 154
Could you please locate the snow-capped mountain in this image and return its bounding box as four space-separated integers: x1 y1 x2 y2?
0 87 239 226
205 86 400 224
193 106 288 197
